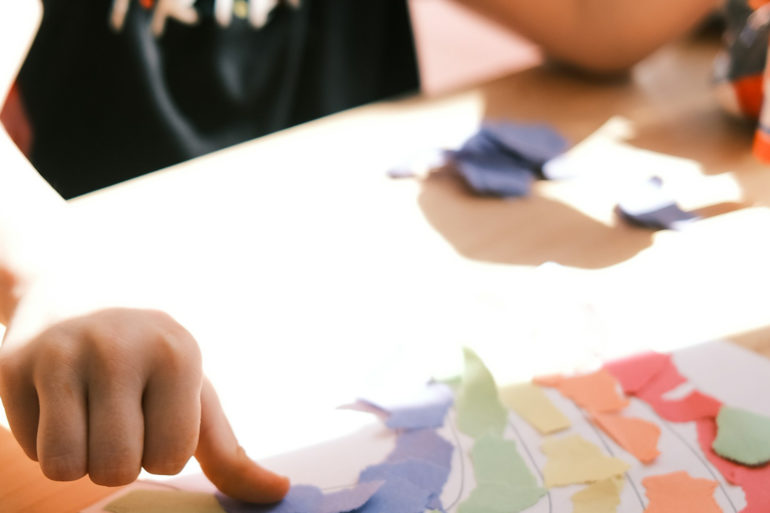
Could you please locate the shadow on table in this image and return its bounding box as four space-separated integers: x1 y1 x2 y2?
416 168 653 269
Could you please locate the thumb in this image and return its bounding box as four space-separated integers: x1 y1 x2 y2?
195 377 290 503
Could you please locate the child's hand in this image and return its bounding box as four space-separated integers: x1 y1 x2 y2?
0 308 289 503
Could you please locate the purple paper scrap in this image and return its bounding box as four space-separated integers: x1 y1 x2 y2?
359 459 449 497
387 429 454 471
353 477 433 513
217 481 383 513
480 121 568 166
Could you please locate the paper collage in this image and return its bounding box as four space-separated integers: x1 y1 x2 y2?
89 341 770 513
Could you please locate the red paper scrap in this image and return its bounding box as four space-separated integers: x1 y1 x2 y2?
696 418 770 513
606 354 721 421
603 352 670 395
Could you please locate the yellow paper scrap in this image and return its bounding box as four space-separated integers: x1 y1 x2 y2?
499 383 570 434
571 476 625 513
542 434 629 488
104 490 226 513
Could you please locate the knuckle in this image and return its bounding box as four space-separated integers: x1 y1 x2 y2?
89 464 141 487
153 332 200 376
40 454 87 482
143 453 189 476
143 432 196 476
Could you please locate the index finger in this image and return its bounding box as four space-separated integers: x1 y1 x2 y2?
195 378 290 503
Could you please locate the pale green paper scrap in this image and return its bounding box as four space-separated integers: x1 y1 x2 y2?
458 435 546 513
471 434 541 488
458 483 546 513
456 348 508 438
713 406 770 466
104 490 227 513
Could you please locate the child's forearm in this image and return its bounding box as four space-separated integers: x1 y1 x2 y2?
451 0 722 72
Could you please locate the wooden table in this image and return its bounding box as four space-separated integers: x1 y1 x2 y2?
6 33 770 512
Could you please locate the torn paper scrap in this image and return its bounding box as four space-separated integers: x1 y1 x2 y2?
616 176 698 230
353 477 433 513
570 477 624 513
319 482 384 513
543 369 629 413
106 490 226 513
359 460 448 500
499 382 570 434
448 120 568 198
541 434 629 487
471 434 543 490
386 429 454 471
373 428 453 511
642 471 721 513
456 348 508 438
457 482 546 513
480 121 568 166
216 482 383 513
451 151 535 197
217 486 321 513
458 435 545 513
603 351 670 395
630 356 722 422
592 413 661 464
353 383 453 430
712 406 770 466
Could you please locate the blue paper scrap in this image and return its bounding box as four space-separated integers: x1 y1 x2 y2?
353 477 434 513
451 151 535 198
450 120 568 197
481 121 569 166
219 403 454 513
217 481 383 513
355 383 453 430
361 459 450 501
616 176 698 230
387 429 454 471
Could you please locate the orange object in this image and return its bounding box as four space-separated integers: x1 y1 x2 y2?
139 0 155 9
749 0 770 10
550 369 629 413
0 427 119 513
732 74 763 120
753 129 770 163
642 471 721 513
592 413 661 464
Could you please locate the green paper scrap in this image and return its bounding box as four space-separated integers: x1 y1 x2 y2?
456 348 508 438
571 477 625 513
471 434 541 487
542 434 629 488
712 406 770 466
458 483 546 513
458 435 546 513
105 490 226 513
499 383 570 434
